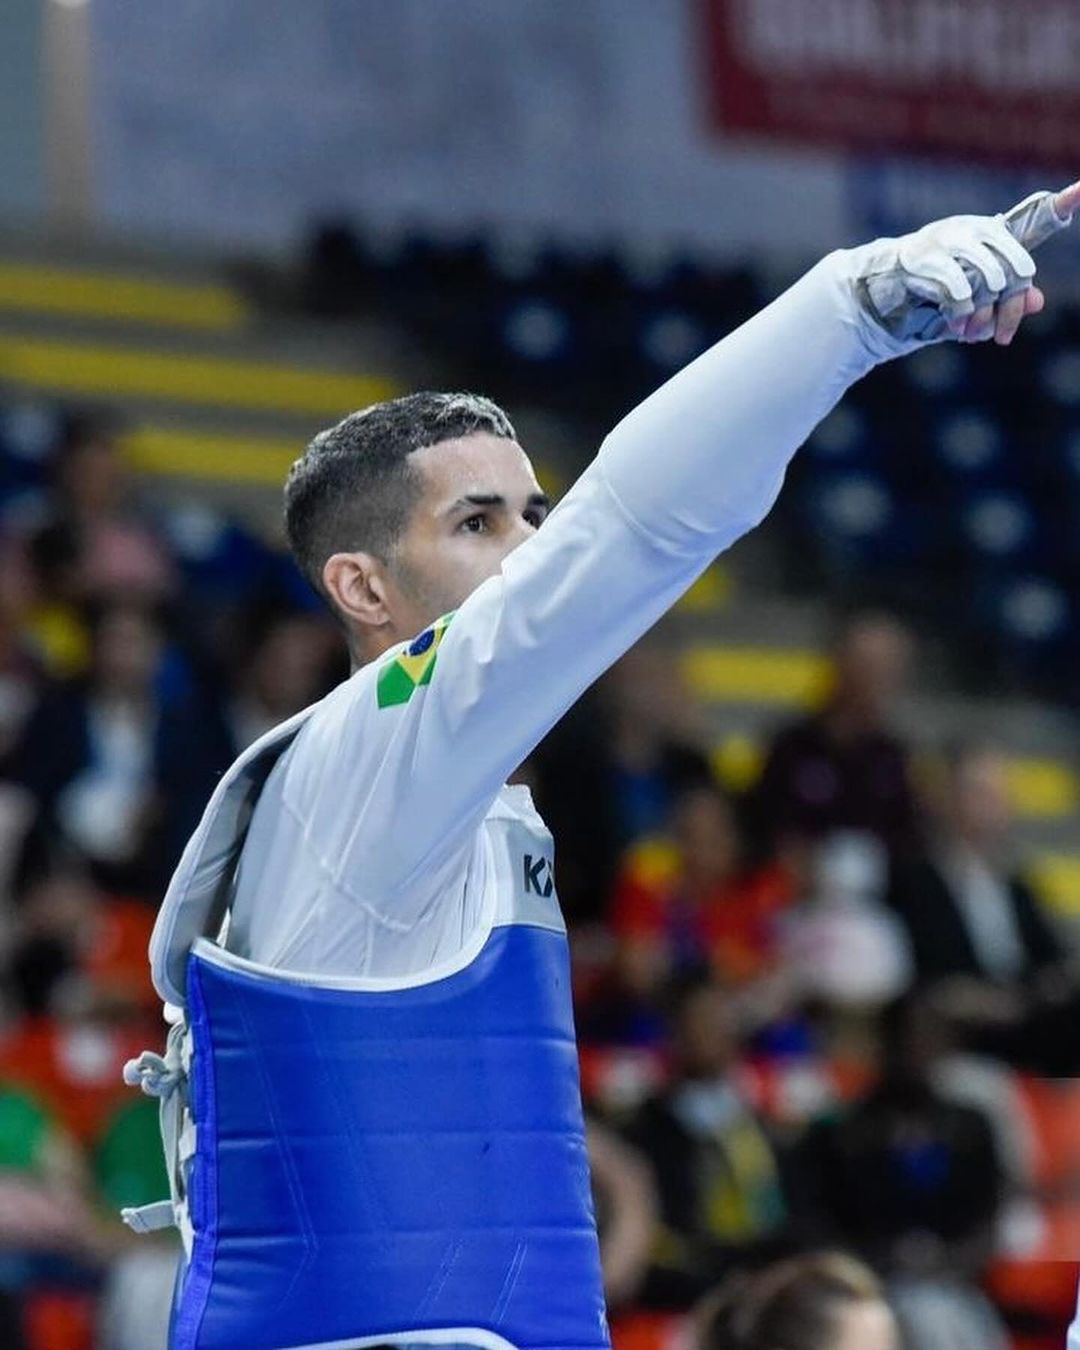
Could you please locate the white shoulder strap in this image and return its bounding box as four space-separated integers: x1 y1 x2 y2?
149 702 320 1007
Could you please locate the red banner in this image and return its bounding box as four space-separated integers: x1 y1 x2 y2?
703 0 1080 168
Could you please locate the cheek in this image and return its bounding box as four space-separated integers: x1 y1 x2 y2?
403 542 498 616
451 535 514 587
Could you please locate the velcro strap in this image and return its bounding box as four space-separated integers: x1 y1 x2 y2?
121 1200 176 1233
179 1118 197 1163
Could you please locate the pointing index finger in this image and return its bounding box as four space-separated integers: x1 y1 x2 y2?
1003 183 1078 251
1053 179 1080 222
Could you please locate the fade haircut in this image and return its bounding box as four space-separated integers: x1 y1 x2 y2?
284 391 516 600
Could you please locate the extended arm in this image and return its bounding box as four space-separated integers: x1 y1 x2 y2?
326 186 1077 903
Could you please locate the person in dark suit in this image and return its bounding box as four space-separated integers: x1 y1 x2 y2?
886 743 1073 1071
887 743 1062 986
625 975 788 1308
795 994 1011 1350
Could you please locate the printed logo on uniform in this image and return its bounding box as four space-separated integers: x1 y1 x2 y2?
376 612 455 708
523 853 554 898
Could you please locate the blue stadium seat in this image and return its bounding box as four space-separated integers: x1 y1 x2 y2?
933 408 1006 481
960 490 1039 567
1040 347 1080 408
500 296 577 368
983 573 1074 686
801 469 927 575
902 344 970 400
803 405 872 468
0 400 65 509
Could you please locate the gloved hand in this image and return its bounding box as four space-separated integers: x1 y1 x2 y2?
848 179 1080 350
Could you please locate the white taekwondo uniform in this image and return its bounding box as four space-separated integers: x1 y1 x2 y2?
203 251 906 984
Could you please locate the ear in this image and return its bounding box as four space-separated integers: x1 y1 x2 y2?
322 551 391 630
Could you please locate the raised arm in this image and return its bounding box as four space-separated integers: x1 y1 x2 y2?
323 186 1077 903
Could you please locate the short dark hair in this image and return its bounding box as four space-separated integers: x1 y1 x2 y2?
284 391 516 599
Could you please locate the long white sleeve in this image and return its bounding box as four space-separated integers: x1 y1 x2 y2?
231 247 892 936
594 248 884 552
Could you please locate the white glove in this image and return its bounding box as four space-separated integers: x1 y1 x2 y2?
849 184 1077 349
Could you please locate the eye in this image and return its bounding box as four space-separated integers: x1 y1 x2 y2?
459 513 489 534
523 508 545 529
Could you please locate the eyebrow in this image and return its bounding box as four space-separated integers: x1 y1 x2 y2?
444 491 551 516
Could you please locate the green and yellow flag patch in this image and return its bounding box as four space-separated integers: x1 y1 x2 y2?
376 612 454 709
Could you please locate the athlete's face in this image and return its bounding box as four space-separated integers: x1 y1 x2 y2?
385 433 550 638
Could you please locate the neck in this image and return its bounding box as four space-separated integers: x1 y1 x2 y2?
349 630 387 673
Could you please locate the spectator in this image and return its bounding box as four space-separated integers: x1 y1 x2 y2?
19 521 91 680
5 599 172 893
800 992 1004 1263
694 1250 898 1350
884 742 1080 1075
531 636 712 924
0 864 155 1152
751 612 921 856
779 832 912 1014
5 842 158 1022
0 1083 122 1345
886 742 1063 989
222 606 341 749
626 974 787 1307
582 782 776 1049
152 604 342 881
46 410 174 604
586 1117 657 1311
601 642 714 843
610 783 795 990
94 1098 177 1350
797 993 1008 1350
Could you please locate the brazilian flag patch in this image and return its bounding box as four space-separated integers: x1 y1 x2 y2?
376 612 455 709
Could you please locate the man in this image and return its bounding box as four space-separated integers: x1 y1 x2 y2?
888 742 1062 989
625 974 787 1307
124 183 1079 1350
752 610 920 855
888 741 1080 1081
798 993 1009 1350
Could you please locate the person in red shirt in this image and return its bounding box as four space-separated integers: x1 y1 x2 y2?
611 783 795 992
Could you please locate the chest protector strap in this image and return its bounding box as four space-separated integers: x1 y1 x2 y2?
150 703 317 1009
124 705 317 1242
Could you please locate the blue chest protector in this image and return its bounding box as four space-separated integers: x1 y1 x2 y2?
136 710 610 1350
174 926 608 1350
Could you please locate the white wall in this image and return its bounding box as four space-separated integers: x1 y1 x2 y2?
0 0 44 221
88 0 1080 274
90 0 845 258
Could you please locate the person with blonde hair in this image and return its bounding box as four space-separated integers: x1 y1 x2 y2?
695 1252 897 1350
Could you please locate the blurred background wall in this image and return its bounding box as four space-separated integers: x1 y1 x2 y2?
0 0 43 220
26 0 1080 267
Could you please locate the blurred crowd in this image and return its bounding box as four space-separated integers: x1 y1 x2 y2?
0 399 1075 1349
